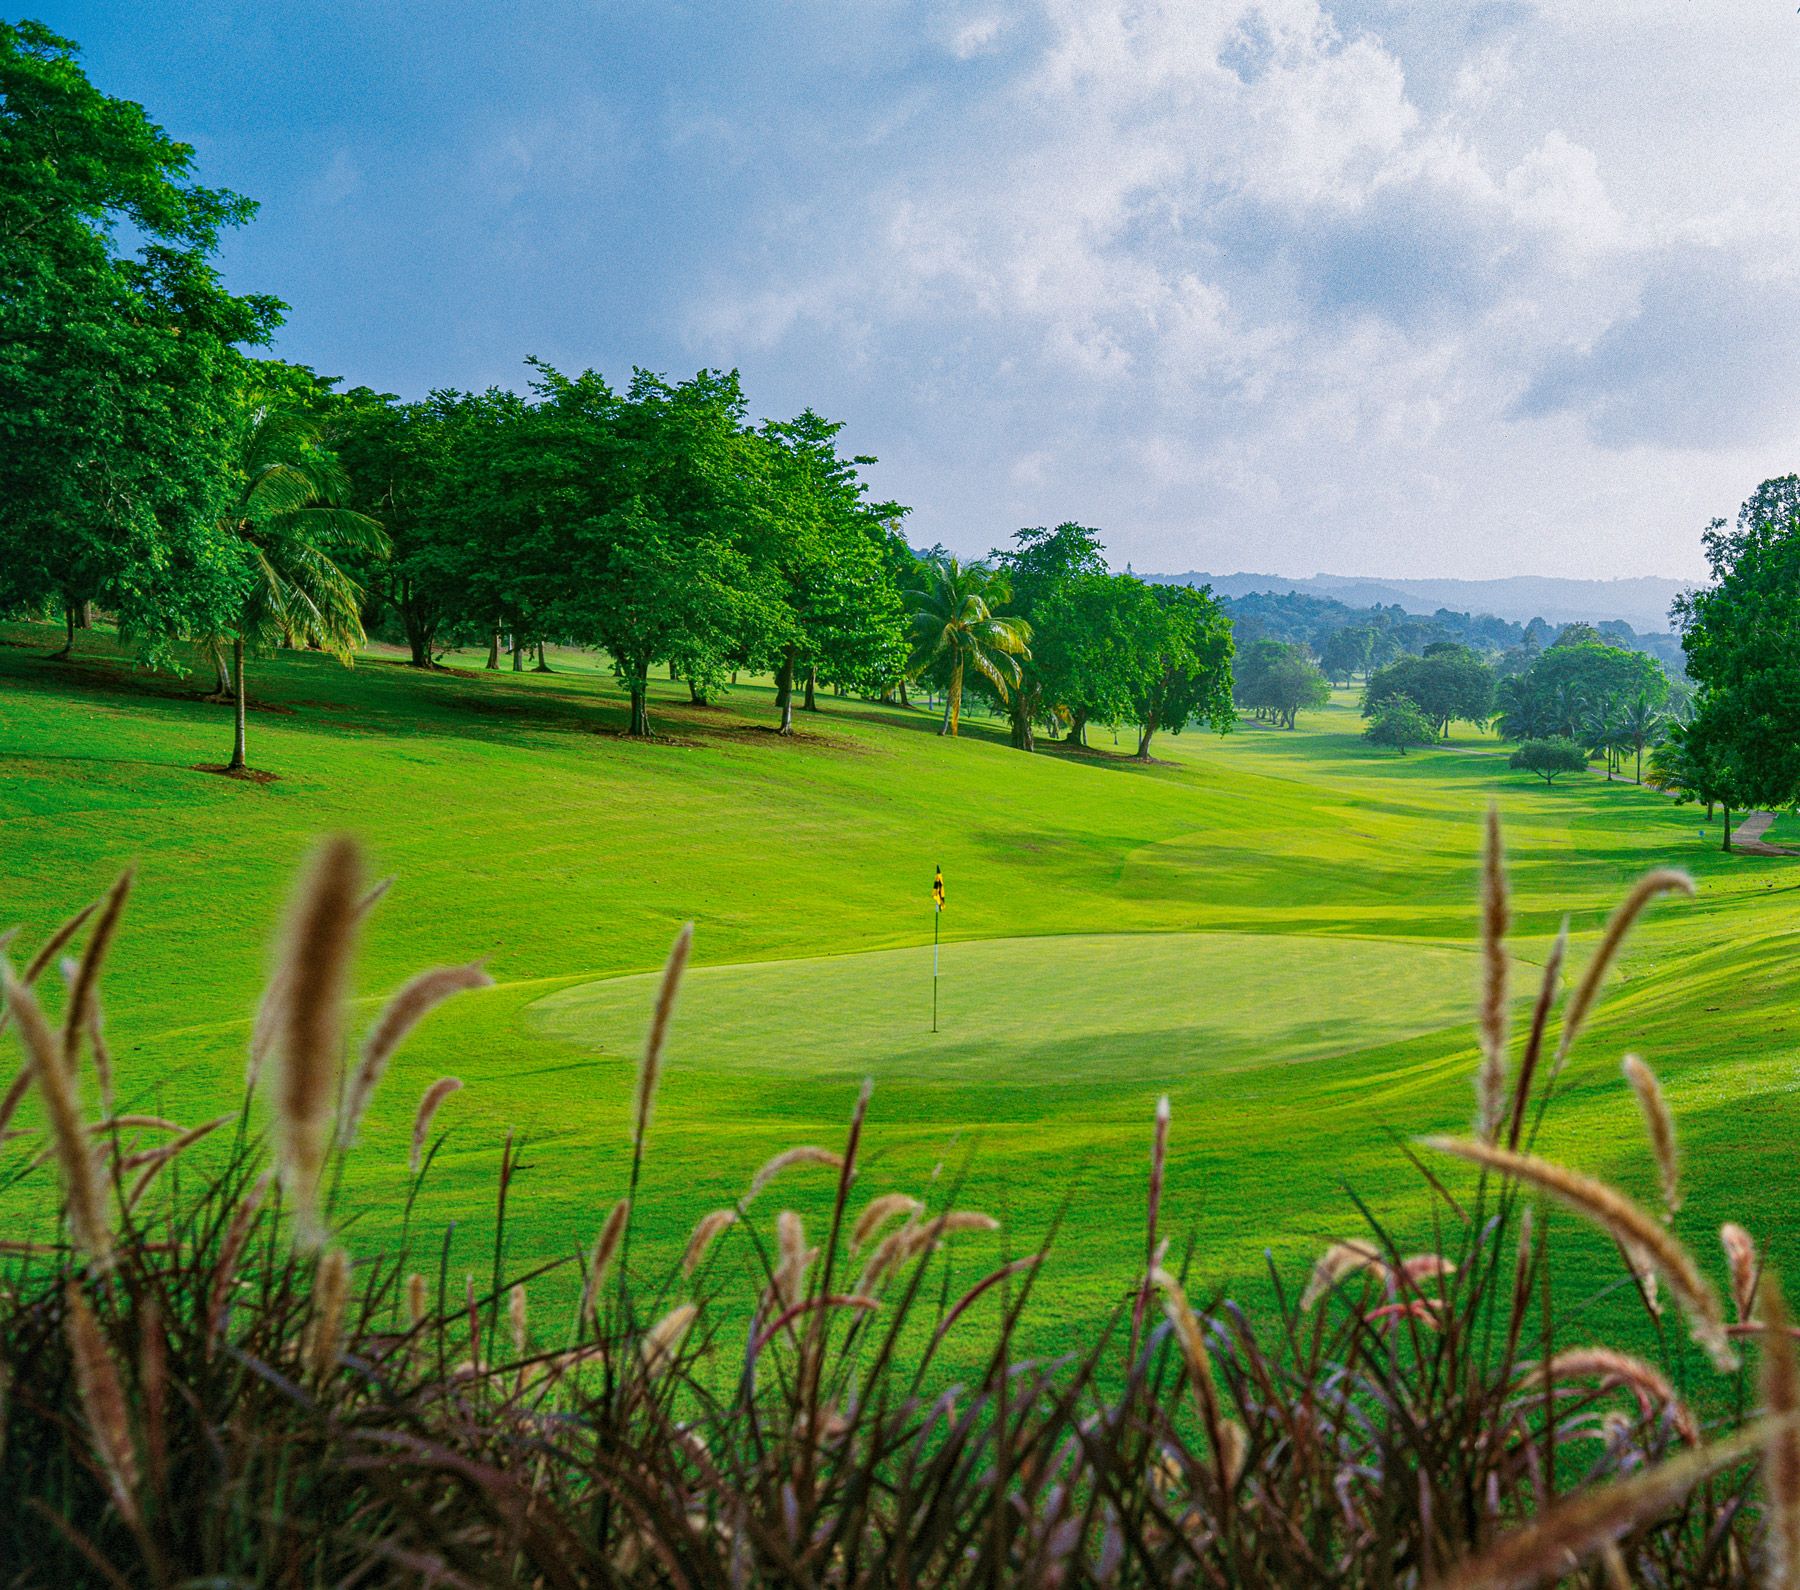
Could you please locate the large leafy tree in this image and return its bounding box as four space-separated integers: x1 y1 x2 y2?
1674 479 1800 821
906 556 1031 738
1030 572 1161 748
757 411 908 732
991 522 1108 751
332 386 521 667
1361 645 1494 739
0 21 282 664
1128 584 1235 760
216 368 387 771
522 364 782 738
1233 638 1330 729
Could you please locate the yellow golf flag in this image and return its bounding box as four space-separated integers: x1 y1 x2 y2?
932 866 945 911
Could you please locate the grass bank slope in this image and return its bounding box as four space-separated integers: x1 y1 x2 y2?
2 621 1794 1357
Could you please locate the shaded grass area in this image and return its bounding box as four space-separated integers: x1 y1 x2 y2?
1 620 1795 1370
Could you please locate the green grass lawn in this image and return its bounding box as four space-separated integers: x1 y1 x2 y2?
2 622 1796 1369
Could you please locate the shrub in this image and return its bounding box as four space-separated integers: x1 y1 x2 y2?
1511 736 1590 786
0 828 1790 1585
1364 694 1437 754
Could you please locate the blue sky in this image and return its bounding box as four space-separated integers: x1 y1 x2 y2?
38 1 1800 578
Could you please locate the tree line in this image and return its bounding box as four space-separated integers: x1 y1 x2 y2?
0 22 1241 772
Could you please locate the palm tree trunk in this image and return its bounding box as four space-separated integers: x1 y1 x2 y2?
229 640 248 771
775 646 796 735
942 659 963 736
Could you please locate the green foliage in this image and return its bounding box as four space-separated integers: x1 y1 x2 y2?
1129 583 1235 758
1676 477 1800 812
1028 571 1161 747
0 20 282 664
1364 694 1436 754
1361 645 1494 738
1508 737 1588 786
1232 638 1330 729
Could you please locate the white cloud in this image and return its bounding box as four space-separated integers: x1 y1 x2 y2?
674 0 1800 579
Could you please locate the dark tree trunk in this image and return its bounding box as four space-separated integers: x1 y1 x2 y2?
208 642 233 698
1723 805 1733 852
486 631 501 670
1067 708 1089 748
533 642 551 673
1136 710 1159 760
511 635 525 671
229 640 248 771
688 677 707 705
669 661 679 682
802 665 818 712
898 677 910 708
627 663 652 737
1010 703 1035 752
774 645 796 735
51 605 76 659
403 596 435 668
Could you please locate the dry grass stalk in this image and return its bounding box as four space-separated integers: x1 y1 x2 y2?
409 1077 463 1173
775 1210 811 1308
406 1272 428 1328
63 1283 139 1528
0 1064 31 1142
1476 804 1510 1142
509 1283 528 1358
1422 1136 1734 1370
852 1193 922 1250
1301 1240 1386 1310
1526 1348 1698 1444
1723 1223 1760 1322
1763 1271 1800 1589
1621 1055 1680 1218
123 1113 234 1211
60 868 131 1074
580 1198 631 1323
682 1209 739 1276
1554 869 1693 1075
633 923 692 1157
3 968 110 1268
248 875 392 1094
342 962 492 1148
58 954 115 1114
274 835 363 1249
1152 1268 1246 1491
5 901 99 1024
640 1302 697 1378
1436 1420 1771 1590
745 1145 842 1203
306 1246 350 1380
1507 919 1568 1149
207 1172 271 1341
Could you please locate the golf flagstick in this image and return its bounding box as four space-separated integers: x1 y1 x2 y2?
931 865 945 1033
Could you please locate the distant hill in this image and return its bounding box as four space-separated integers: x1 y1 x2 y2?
1146 572 1689 634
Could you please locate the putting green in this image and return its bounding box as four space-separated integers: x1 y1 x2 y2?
530 930 1488 1116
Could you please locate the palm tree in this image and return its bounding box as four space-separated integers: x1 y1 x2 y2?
1492 677 1549 742
1619 692 1666 784
1548 682 1588 740
217 394 387 771
1581 707 1628 780
905 556 1031 737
